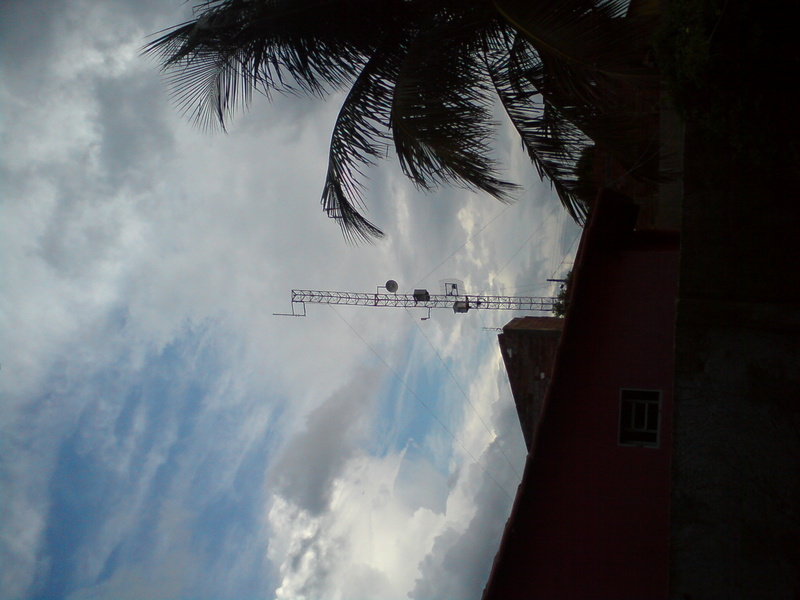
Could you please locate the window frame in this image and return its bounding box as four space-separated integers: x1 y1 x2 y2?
618 388 662 448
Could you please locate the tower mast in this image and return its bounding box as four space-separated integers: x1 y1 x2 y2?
277 281 556 317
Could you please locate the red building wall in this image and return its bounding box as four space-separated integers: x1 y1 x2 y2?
483 193 680 600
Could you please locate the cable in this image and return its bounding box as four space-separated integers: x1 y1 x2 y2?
412 203 512 290
403 308 521 479
549 229 581 281
329 305 516 502
480 202 561 296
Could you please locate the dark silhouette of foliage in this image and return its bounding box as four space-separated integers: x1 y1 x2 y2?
145 0 659 242
552 268 574 317
572 145 596 209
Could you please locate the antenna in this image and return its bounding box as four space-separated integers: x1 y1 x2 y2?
275 280 557 317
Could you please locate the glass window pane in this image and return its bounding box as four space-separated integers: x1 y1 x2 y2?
619 390 661 447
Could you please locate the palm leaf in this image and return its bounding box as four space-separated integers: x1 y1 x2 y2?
391 7 518 202
493 0 661 175
493 0 659 88
143 0 408 130
484 27 591 223
321 44 411 243
144 0 664 243
522 48 662 181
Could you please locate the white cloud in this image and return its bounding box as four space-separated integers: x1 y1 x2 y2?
268 450 446 600
266 332 526 600
409 390 525 600
272 367 381 515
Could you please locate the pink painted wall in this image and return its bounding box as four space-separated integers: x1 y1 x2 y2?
484 196 679 600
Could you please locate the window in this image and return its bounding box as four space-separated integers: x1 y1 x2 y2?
619 389 661 447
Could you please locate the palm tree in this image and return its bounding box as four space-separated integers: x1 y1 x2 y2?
144 0 659 242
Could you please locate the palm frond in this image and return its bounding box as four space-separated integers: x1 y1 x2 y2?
144 0 665 244
493 0 659 86
522 48 662 181
391 7 518 202
143 0 408 129
492 0 660 158
485 28 591 223
321 43 411 243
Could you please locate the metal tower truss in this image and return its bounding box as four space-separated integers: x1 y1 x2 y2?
279 289 556 316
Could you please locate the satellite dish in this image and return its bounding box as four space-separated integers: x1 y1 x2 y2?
385 279 399 293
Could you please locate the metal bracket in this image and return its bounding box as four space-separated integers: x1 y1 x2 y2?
273 301 307 317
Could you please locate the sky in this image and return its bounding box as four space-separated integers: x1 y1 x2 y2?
0 2 581 599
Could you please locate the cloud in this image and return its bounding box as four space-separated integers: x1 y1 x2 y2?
9 321 284 600
64 499 203 600
409 429 521 600
93 72 176 189
407 369 525 600
267 449 442 600
394 445 450 514
273 367 381 515
266 346 526 600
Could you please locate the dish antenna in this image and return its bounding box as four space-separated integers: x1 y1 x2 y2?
385 279 399 293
